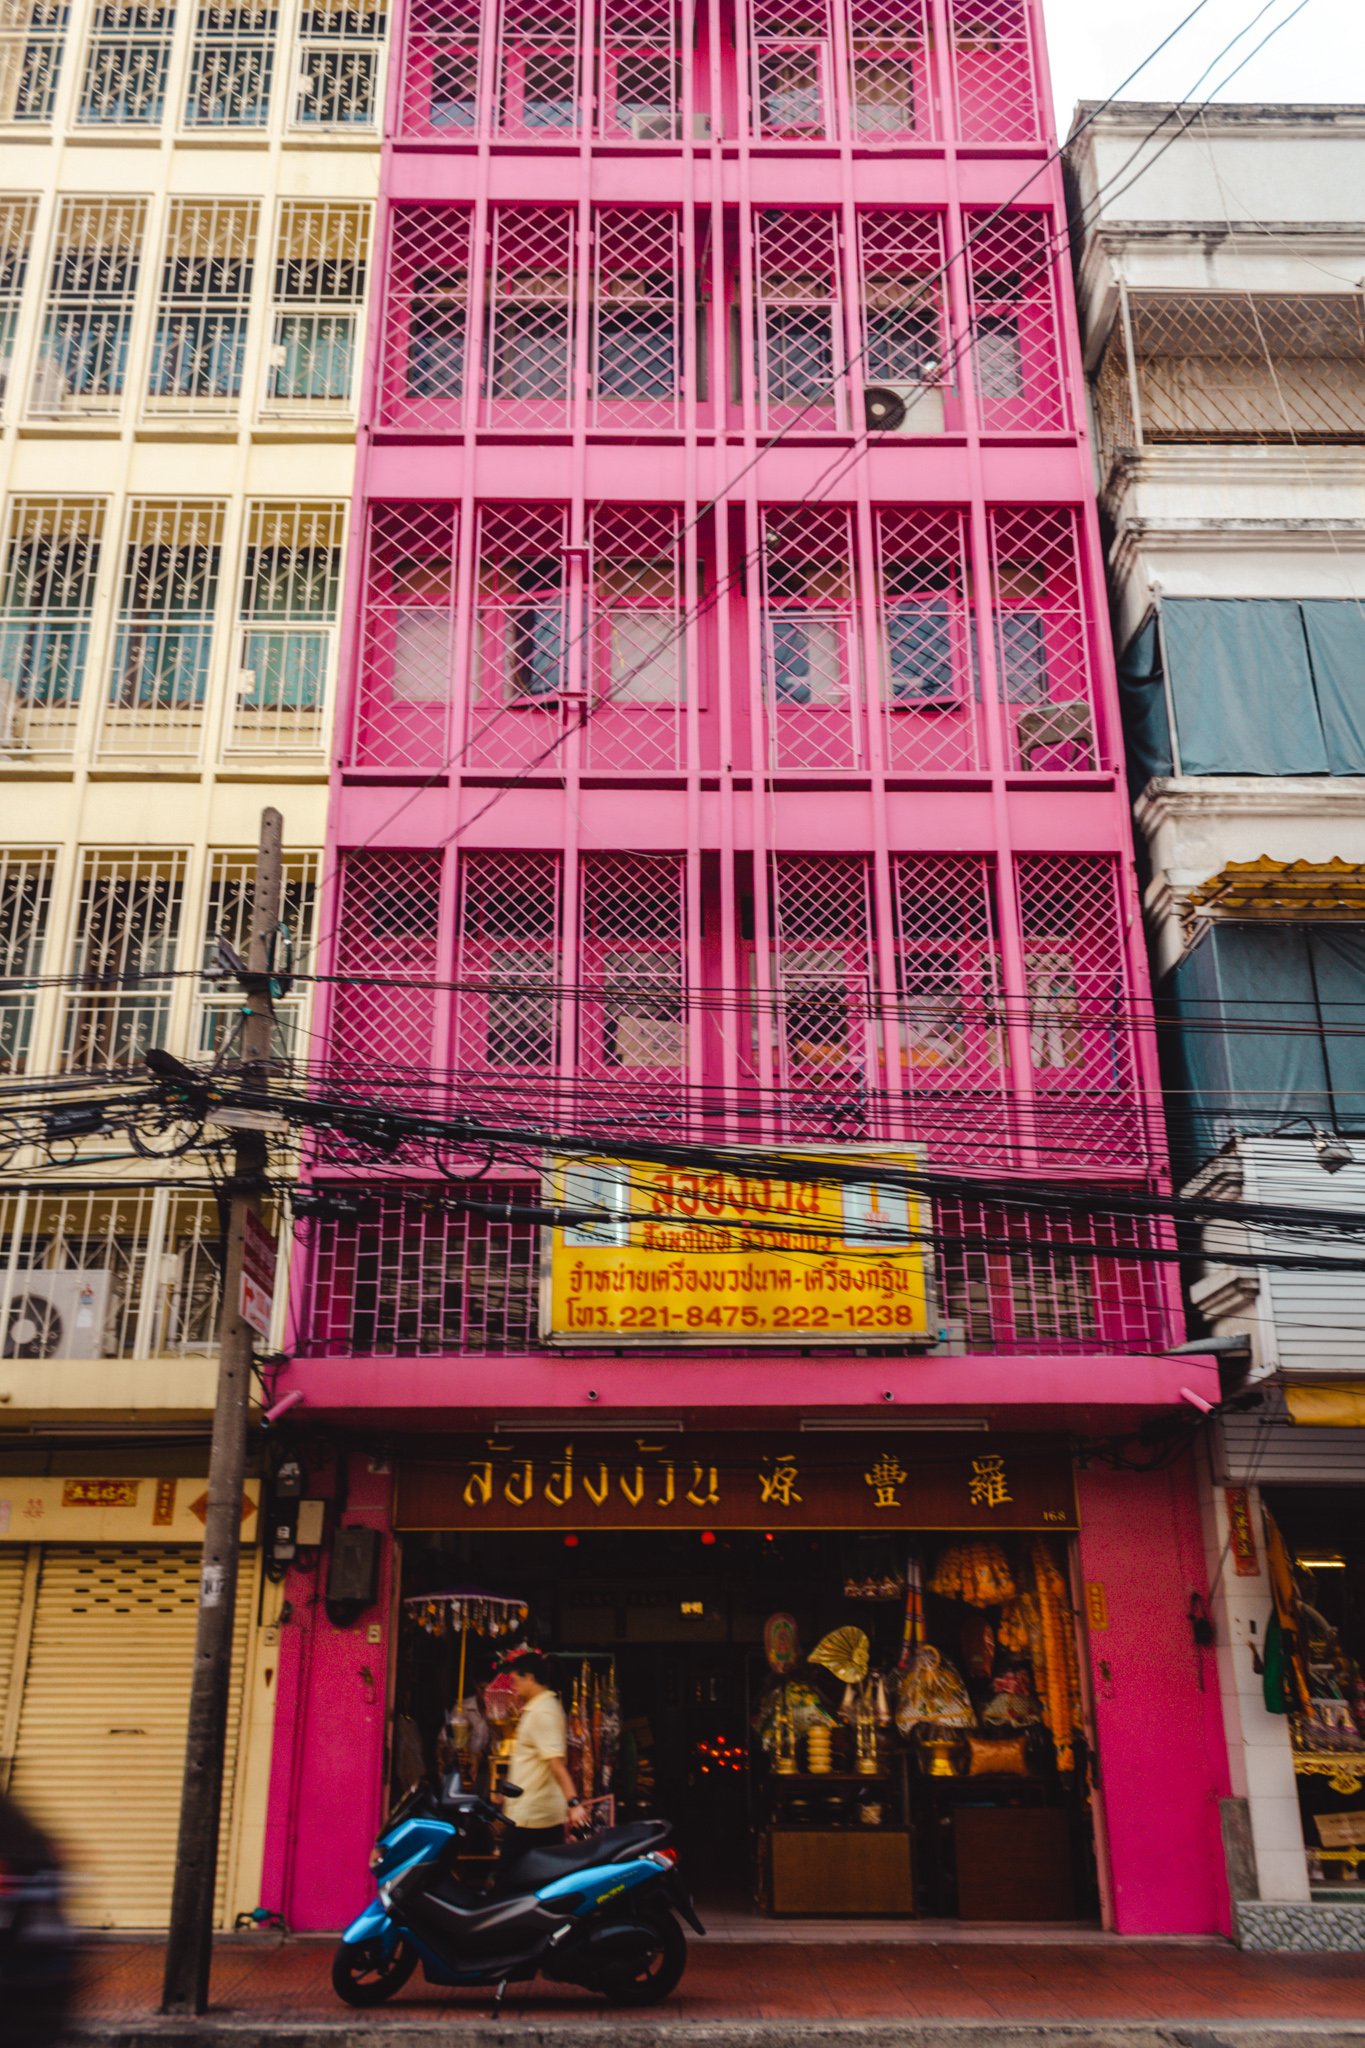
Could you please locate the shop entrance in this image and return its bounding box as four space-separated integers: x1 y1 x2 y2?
394 1525 1099 1924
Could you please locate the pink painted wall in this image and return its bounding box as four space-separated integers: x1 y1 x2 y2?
260 1457 395 1932
1077 1460 1232 1936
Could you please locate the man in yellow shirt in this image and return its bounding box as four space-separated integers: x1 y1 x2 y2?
495 1651 586 1885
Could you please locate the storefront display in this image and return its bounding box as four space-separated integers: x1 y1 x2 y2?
389 1434 1095 1923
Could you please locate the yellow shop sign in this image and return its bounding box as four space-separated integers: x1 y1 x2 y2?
543 1151 934 1346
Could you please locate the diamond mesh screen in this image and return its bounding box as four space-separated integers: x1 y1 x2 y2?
986 506 1098 774
755 208 845 431
483 206 576 429
330 850 442 1111
592 207 681 429
759 506 861 771
948 0 1040 144
874 507 978 772
891 854 1007 1157
353 501 458 770
963 209 1065 434
936 1197 1169 1351
451 851 561 1124
468 502 569 770
585 504 684 772
578 852 687 1128
750 0 833 140
858 208 948 423
850 0 933 139
381 205 471 430
769 854 876 1138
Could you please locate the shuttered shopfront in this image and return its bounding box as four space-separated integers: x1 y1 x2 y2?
0 1479 266 1930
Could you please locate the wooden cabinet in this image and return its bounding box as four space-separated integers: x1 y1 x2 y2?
767 1827 914 1916
952 1806 1075 1921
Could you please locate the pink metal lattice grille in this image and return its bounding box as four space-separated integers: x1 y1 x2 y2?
849 0 934 140
482 206 576 430
948 0 1040 144
469 503 570 771
585 505 684 773
493 0 582 139
891 855 1008 1159
963 210 1066 434
330 851 443 1113
399 0 482 137
353 502 458 770
591 208 682 431
874 508 978 772
578 852 687 1130
769 854 878 1140
1015 855 1144 1168
760 506 861 771
305 1183 542 1354
986 506 1098 774
750 0 834 140
935 1196 1169 1353
598 0 680 139
858 209 953 433
451 852 561 1125
380 207 472 432
755 209 845 432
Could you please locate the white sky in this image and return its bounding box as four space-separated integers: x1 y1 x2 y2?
1042 0 1364 135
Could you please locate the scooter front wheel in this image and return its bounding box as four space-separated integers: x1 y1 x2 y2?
331 1934 419 2007
596 1912 688 2008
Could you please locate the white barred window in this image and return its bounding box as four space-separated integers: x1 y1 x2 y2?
0 849 55 1074
0 497 105 757
0 0 68 123
291 0 384 127
31 197 145 417
147 200 259 414
229 499 342 757
0 197 37 406
184 0 276 126
101 499 225 758
61 848 187 1072
198 847 318 1061
76 0 176 125
263 202 369 415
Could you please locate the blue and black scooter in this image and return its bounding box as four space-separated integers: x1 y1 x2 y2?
333 1776 705 2012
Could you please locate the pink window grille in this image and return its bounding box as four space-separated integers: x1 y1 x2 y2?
848 0 934 141
857 209 954 434
873 507 978 774
947 0 1040 145
482 206 576 431
493 0 583 138
352 502 457 771
330 851 442 1110
584 505 685 773
749 0 835 140
1016 856 1144 1168
759 505 862 772
754 208 846 431
986 505 1098 774
891 854 1009 1161
963 210 1066 434
468 502 570 771
598 0 681 140
591 208 682 431
399 0 482 138
935 1197 1169 1353
380 206 471 432
304 1183 542 1355
577 852 688 1131
450 852 562 1126
767 854 879 1139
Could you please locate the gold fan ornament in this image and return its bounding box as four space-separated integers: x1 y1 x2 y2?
809 1626 870 1684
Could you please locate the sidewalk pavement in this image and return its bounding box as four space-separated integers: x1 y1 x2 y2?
66 1931 1365 2046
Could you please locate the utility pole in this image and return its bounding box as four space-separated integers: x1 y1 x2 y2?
162 806 283 2016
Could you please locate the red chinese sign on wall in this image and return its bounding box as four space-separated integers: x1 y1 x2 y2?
397 1435 1077 1532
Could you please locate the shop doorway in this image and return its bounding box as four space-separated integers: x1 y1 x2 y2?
394 1527 1098 1924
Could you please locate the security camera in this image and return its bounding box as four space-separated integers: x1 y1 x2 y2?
262 1389 306 1426
586 1389 599 1403
881 1390 895 1403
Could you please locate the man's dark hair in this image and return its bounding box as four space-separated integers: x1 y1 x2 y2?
503 1646 559 1689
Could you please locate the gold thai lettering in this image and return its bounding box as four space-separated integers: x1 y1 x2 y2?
619 1464 646 1508
545 1445 573 1508
504 1460 534 1508
463 1461 494 1508
686 1464 720 1508
582 1461 610 1508
656 1461 676 1508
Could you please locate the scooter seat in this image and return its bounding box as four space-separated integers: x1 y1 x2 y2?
516 1822 668 1891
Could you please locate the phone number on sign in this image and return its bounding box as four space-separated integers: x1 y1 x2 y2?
560 1301 923 1331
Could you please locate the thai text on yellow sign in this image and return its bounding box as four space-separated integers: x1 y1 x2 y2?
544 1151 934 1345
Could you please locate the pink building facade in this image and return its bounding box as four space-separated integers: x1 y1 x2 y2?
263 0 1233 1938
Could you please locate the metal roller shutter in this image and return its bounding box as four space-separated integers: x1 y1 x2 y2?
7 1545 256 1929
0 1547 27 1737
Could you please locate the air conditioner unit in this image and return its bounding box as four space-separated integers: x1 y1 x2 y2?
627 107 674 139
863 380 945 436
3 1270 114 1360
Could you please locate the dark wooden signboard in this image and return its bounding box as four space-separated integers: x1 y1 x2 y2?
396 1434 1076 1532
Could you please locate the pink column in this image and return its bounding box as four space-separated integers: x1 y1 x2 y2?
260 1457 394 1932
1077 1461 1231 1935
